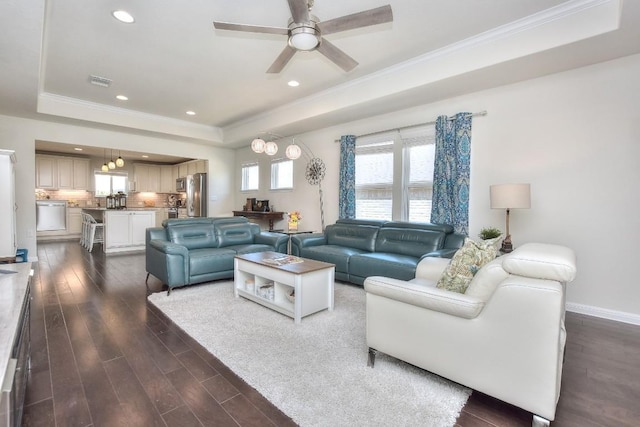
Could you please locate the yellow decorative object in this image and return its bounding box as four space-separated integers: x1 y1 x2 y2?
287 210 301 231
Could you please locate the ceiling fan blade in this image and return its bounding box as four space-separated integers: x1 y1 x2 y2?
288 0 309 23
213 21 288 35
317 5 393 35
267 45 297 73
316 38 358 72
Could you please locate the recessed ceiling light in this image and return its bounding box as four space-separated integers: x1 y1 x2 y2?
141 155 149 158
74 148 83 151
186 111 196 116
116 95 128 101
288 80 300 87
112 10 135 24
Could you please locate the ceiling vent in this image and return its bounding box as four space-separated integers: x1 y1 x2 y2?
89 75 112 88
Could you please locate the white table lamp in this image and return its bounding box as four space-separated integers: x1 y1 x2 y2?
490 183 531 253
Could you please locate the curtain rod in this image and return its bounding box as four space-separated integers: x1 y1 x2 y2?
334 110 487 142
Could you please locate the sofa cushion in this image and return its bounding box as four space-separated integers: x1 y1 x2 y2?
375 227 445 257
167 223 217 250
436 237 500 293
299 245 367 273
216 222 256 247
188 248 235 276
325 223 379 252
228 244 274 255
350 253 419 282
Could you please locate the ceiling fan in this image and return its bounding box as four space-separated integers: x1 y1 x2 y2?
213 0 393 73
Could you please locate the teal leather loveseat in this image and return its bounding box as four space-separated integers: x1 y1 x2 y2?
146 217 288 294
291 219 465 285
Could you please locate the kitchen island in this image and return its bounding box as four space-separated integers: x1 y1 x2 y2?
83 208 155 254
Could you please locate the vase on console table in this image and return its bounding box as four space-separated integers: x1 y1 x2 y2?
288 221 298 231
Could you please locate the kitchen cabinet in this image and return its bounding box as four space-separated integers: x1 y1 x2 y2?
160 165 174 193
67 208 83 236
35 155 90 190
155 208 168 227
104 210 155 253
134 164 161 193
178 162 188 178
177 160 207 178
35 155 57 189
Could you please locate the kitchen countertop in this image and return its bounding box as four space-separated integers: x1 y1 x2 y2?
82 207 165 211
0 263 32 392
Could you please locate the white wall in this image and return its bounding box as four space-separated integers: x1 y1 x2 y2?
235 53 640 320
0 115 236 259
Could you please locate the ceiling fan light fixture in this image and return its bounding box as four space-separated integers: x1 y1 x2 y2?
264 141 279 156
251 138 266 153
288 26 319 51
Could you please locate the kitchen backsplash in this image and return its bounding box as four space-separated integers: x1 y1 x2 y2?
36 189 185 208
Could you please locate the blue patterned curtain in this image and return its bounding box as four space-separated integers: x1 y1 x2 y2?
339 135 356 219
430 113 472 235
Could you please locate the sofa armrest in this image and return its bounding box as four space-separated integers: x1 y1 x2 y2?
364 276 484 319
292 233 327 247
254 232 289 253
147 240 190 287
414 257 451 281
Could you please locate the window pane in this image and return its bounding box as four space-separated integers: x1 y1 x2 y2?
271 160 293 190
355 140 393 220
95 174 111 197
408 143 434 222
112 175 127 193
241 164 259 191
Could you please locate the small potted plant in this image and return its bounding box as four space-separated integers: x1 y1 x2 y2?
478 227 502 240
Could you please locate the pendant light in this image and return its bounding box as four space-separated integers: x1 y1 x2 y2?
101 149 109 172
251 138 266 153
285 138 302 160
108 149 116 169
264 140 278 156
115 150 125 167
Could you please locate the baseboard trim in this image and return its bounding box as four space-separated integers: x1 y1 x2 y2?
566 302 640 326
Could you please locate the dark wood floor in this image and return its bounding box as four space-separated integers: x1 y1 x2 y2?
22 241 640 427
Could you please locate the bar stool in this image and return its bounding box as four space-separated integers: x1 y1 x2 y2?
82 213 104 252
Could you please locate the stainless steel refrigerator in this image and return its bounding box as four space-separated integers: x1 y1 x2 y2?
186 173 207 217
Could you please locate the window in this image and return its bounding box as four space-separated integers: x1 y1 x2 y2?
355 125 435 222
355 140 394 220
270 159 293 190
94 171 128 196
241 163 259 191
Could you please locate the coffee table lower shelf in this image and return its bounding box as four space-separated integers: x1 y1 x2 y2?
234 254 335 324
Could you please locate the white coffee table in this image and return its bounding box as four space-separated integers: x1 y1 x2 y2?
234 251 335 323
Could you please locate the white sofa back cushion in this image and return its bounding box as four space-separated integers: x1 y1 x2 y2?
502 243 577 283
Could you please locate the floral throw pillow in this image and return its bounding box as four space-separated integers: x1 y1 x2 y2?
436 237 501 294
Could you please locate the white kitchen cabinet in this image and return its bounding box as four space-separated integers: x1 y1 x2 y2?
67 207 83 236
155 208 168 227
104 210 155 253
178 162 188 178
36 155 90 190
0 150 16 258
72 158 90 190
160 165 174 193
35 155 57 189
195 160 207 173
134 163 161 192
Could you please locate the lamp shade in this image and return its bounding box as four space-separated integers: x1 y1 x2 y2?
285 143 302 160
251 138 266 153
490 184 531 209
264 141 278 156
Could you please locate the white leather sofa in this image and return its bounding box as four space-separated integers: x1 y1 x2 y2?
364 243 577 427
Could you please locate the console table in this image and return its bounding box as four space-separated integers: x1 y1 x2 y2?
233 211 284 231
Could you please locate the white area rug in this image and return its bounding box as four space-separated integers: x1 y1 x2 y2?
148 281 470 426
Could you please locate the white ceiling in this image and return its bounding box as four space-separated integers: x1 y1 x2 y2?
2 0 640 152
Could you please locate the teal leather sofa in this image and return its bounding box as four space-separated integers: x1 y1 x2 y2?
146 217 288 294
291 219 465 285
